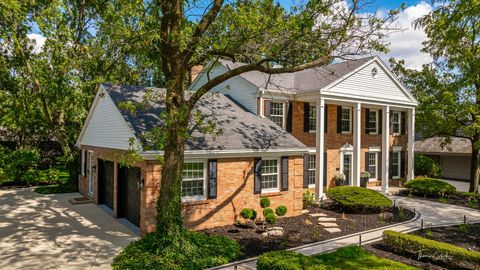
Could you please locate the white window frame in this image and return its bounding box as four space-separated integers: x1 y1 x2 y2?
367 152 378 181
391 151 401 179
369 109 379 135
270 102 285 128
341 106 352 134
339 149 353 185
88 151 94 197
308 154 316 188
261 158 280 194
392 111 401 135
309 104 317 133
181 160 208 202
81 150 86 177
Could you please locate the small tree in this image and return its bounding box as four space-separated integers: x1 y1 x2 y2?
240 197 287 232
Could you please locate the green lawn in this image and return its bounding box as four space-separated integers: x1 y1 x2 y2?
314 246 418 270
34 167 78 194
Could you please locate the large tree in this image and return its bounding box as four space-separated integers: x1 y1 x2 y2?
391 0 480 193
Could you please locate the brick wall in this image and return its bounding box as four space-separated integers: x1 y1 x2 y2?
289 101 408 187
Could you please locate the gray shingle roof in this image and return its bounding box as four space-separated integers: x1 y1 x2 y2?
415 137 471 155
219 57 374 94
102 83 307 151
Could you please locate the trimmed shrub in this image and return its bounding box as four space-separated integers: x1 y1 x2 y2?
265 213 277 225
326 186 392 213
303 190 315 208
112 231 240 269
405 178 456 197
414 154 442 178
275 205 288 217
257 250 326 270
240 208 253 220
263 207 274 217
251 209 257 220
383 230 480 269
260 197 271 208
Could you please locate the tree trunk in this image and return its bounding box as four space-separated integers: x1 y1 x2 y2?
469 145 480 193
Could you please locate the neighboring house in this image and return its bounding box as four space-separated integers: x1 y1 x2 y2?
191 56 418 195
415 136 471 181
76 56 418 235
77 84 307 234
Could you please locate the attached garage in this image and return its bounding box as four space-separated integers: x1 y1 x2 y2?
118 166 141 227
98 159 114 210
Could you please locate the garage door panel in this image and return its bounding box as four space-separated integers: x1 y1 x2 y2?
118 166 141 227
99 159 114 210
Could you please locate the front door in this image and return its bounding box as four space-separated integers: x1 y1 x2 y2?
342 153 353 185
88 152 94 197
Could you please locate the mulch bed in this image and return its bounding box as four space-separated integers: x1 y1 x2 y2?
201 202 415 260
398 190 480 210
363 224 480 270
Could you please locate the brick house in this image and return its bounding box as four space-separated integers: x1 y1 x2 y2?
76 56 417 235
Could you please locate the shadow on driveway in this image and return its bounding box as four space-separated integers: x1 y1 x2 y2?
0 188 138 269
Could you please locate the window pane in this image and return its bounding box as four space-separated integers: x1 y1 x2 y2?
369 111 377 131
309 105 316 131
270 102 284 127
181 162 204 197
367 153 376 179
341 108 350 132
261 160 278 190
308 155 316 186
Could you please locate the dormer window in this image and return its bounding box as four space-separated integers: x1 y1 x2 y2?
270 102 285 128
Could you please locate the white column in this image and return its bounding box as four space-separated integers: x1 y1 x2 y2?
353 102 361 186
407 108 415 181
315 98 325 200
382 106 390 193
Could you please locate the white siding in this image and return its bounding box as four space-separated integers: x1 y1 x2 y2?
324 61 412 103
81 89 137 150
190 65 259 114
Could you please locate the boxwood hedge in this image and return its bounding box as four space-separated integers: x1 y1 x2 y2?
326 186 392 213
404 178 456 197
383 230 480 269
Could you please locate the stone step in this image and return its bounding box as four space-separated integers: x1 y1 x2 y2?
309 213 327 217
318 217 337 222
325 228 342 233
318 222 339 228
301 209 309 214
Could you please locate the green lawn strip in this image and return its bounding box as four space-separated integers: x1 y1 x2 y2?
314 246 419 270
34 167 78 194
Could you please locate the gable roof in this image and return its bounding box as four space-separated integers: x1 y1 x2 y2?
415 137 471 155
218 57 374 93
101 83 307 152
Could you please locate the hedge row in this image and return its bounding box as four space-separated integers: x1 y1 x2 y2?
404 178 456 197
383 230 480 269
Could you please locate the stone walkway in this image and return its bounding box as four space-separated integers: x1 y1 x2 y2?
211 195 480 270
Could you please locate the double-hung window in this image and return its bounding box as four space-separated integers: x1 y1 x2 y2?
341 107 351 133
391 151 401 179
367 152 377 179
181 162 206 200
309 105 317 132
308 155 316 186
368 109 378 134
392 112 401 134
270 102 285 128
261 159 279 192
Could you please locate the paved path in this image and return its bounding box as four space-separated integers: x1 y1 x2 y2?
212 195 480 270
443 179 479 193
0 188 138 270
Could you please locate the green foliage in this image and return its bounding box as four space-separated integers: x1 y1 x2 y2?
45 168 61 183
303 190 316 208
240 208 254 220
265 213 277 225
112 231 240 270
260 197 271 208
326 186 392 213
263 207 274 217
383 230 480 268
257 246 417 270
404 178 456 197
414 155 442 179
275 205 288 217
251 209 258 220
34 183 78 194
0 147 41 185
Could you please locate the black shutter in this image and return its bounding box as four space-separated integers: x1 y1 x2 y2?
401 112 406 135
365 108 370 134
337 106 342 133
254 158 262 194
281 157 289 191
264 100 271 118
286 102 293 132
389 151 393 179
401 151 406 178
303 103 310 132
324 105 328 133
365 152 369 172
323 152 327 187
379 110 383 135
303 154 309 188
390 112 394 135
208 159 217 199
378 151 382 180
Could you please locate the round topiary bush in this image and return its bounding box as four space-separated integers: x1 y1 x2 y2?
250 209 257 220
326 186 392 213
275 205 287 217
405 178 456 197
263 207 274 217
260 197 271 208
265 213 277 225
257 250 326 270
414 154 442 178
240 208 253 220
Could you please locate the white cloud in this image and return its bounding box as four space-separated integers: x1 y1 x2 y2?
27 33 46 54
379 2 433 70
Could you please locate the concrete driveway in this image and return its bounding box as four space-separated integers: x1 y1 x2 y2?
0 188 138 270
